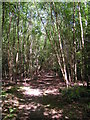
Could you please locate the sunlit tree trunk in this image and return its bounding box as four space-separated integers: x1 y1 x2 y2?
53 2 69 87
20 25 23 78
30 38 33 79
16 3 20 82
78 2 85 82
36 2 69 88
84 2 90 88
73 2 77 82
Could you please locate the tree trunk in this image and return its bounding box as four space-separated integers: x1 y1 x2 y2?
73 2 77 82
36 2 69 88
53 2 69 87
2 2 5 34
7 12 13 80
78 2 85 82
16 2 20 82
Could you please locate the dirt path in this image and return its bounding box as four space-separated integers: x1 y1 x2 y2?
2 71 90 120
15 71 65 120
2 71 66 120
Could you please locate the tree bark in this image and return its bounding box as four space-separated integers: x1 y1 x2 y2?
16 2 20 82
35 2 69 88
73 2 77 82
78 2 85 82
53 2 69 87
2 2 5 34
7 12 13 80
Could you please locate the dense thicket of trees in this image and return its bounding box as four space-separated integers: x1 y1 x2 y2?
2 2 90 88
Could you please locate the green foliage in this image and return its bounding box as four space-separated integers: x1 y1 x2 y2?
6 86 20 94
76 51 82 60
87 103 90 109
9 107 16 113
3 107 16 120
1 90 8 97
2 89 17 120
2 2 89 86
61 86 90 102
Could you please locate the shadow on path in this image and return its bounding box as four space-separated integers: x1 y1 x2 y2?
2 71 90 120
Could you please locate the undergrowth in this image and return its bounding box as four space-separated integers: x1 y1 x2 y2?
61 86 90 102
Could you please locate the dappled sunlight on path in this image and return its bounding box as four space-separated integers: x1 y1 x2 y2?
14 71 65 119
2 71 66 120
2 71 89 120
3 72 65 120
20 87 43 96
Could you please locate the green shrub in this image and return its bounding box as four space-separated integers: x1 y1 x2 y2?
61 86 90 102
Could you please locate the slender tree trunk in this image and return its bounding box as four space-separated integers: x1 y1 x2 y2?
12 14 16 81
53 2 69 87
2 2 5 34
35 2 69 88
30 38 33 79
23 30 26 78
78 2 85 82
7 12 13 80
73 2 77 82
16 2 20 82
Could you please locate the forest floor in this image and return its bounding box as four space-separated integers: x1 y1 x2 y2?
2 71 90 120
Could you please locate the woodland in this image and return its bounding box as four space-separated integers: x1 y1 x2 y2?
1 1 90 120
